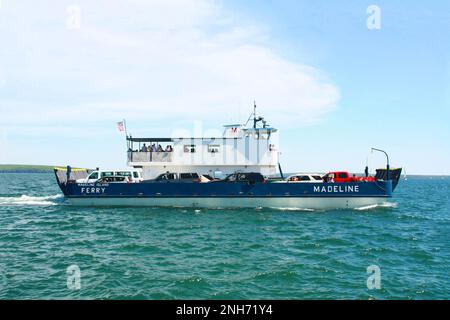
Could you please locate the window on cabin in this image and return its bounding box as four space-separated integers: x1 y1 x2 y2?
300 176 311 181
339 173 347 179
184 145 196 153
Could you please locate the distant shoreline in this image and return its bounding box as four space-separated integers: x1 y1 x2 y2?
0 164 70 173
0 170 54 173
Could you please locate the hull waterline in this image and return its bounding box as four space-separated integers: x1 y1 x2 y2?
65 195 390 210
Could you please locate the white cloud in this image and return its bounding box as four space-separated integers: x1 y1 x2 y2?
0 0 339 134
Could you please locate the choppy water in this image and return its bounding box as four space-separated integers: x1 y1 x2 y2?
0 173 449 299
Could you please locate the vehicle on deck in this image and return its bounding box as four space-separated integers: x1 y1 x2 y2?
76 169 143 183
144 172 202 183
286 173 323 183
220 172 266 184
323 171 376 183
96 176 128 183
323 171 352 183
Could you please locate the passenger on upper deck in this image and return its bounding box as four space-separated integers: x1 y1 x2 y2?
151 144 157 152
140 144 148 152
157 144 163 152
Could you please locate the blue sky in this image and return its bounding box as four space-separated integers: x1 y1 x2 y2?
0 0 449 174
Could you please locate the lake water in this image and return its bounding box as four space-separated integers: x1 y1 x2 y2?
0 173 448 299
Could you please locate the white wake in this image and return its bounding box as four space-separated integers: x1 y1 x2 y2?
269 207 317 212
354 202 397 211
0 194 64 206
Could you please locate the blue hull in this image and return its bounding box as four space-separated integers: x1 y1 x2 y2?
57 181 393 209
60 181 392 198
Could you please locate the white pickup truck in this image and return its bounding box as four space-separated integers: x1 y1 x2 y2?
76 169 143 183
286 173 324 183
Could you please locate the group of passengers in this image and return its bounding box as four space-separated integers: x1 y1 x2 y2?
139 143 173 153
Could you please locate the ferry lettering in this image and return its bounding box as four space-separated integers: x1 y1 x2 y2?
313 185 360 193
81 187 106 194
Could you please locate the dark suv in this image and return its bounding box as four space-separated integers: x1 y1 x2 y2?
223 172 266 183
145 172 200 183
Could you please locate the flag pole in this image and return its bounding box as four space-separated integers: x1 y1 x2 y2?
123 119 129 151
123 118 128 137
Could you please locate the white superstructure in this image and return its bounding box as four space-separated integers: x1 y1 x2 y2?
126 110 279 180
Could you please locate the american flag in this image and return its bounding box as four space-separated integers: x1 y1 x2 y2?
117 121 125 132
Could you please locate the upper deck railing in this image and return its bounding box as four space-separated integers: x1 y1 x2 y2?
128 151 173 163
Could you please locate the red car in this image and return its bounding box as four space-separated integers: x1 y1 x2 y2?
324 171 375 183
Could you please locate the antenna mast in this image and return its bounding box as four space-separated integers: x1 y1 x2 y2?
253 101 257 129
244 100 257 127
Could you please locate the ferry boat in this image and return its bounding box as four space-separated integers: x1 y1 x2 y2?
54 108 401 209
